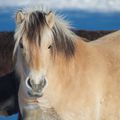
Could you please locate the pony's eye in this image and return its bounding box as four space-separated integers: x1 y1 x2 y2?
48 45 52 49
19 42 23 49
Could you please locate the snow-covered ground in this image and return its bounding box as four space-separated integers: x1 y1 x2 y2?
0 0 120 12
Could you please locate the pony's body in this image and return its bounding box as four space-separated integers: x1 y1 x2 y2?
14 9 120 120
0 31 112 117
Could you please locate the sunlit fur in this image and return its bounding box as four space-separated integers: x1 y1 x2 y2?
14 8 120 120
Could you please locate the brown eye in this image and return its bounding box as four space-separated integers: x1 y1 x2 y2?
48 45 52 49
19 42 23 49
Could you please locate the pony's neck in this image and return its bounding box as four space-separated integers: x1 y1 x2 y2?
46 37 89 97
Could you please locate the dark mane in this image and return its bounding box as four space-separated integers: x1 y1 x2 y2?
52 22 75 58
25 11 46 46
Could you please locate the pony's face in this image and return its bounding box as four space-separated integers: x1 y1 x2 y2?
15 11 55 98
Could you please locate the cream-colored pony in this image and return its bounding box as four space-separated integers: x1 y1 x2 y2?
14 9 120 120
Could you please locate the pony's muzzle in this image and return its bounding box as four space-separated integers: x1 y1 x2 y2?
26 77 47 97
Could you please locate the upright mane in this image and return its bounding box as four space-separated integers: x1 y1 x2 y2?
14 9 76 58
51 14 76 57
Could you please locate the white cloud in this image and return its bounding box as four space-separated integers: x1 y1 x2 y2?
0 0 28 7
0 0 120 12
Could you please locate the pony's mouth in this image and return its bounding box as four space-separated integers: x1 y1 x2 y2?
28 91 43 98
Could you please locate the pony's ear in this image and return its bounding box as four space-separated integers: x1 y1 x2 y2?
16 10 25 24
45 11 55 28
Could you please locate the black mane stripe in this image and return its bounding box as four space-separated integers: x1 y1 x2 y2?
25 11 46 46
52 25 75 57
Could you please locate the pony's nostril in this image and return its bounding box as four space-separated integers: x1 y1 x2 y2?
40 79 47 88
26 77 47 92
27 78 32 88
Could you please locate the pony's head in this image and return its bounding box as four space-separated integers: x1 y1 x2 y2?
14 9 75 98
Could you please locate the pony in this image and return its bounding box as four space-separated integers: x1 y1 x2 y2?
0 31 113 118
14 9 120 120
